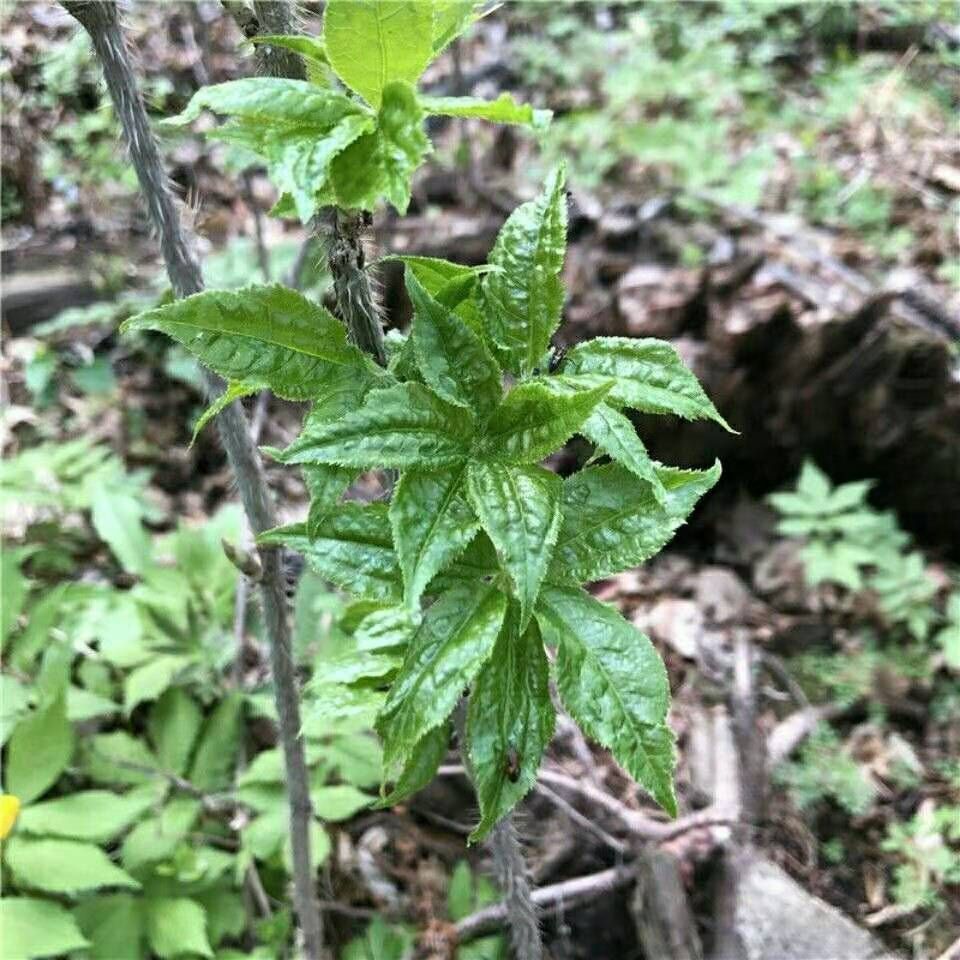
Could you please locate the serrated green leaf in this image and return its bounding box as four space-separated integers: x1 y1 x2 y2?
277 382 474 470
259 507 401 602
564 336 733 429
121 797 202 870
17 788 156 843
189 693 243 791
580 401 667 504
5 836 140 893
330 80 430 213
354 606 418 652
382 255 478 296
74 894 145 960
550 460 722 584
145 897 213 960
123 654 192 715
421 92 551 130
407 269 502 415
251 33 328 66
324 0 434 107
148 687 203 777
466 608 553 841
303 463 357 536
164 79 373 222
123 285 369 401
0 898 89 959
377 720 450 807
191 380 257 444
390 465 478 611
466 462 561 628
477 378 610 464
536 586 676 815
196 887 246 947
481 162 567 375
322 650 401 686
90 484 150 575
432 0 480 53
377 584 506 780
6 692 73 804
303 684 386 735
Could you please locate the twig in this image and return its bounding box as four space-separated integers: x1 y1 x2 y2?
532 781 627 855
60 5 321 957
935 934 960 960
455 864 634 944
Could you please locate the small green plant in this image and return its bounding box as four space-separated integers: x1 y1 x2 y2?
882 803 960 913
774 724 876 816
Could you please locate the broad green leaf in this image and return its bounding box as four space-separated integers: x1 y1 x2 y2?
481 162 567 375
123 654 192 715
324 733 383 789
6 692 73 804
477 378 610 464
536 586 676 814
17 788 157 843
311 784 374 822
330 80 430 213
1 549 27 648
164 78 373 222
66 686 117 723
251 33 328 66
580 402 667 504
324 0 434 107
83 731 161 787
123 285 370 400
145 898 213 960
466 462 561 628
390 465 478 611
191 380 257 443
121 798 201 870
5 836 140 893
196 887 245 947
421 92 551 130
564 336 733 429
259 507 401 602
551 461 722 584
277 382 474 470
74 894 144 960
303 685 386 736
407 269 501 415
466 608 554 841
377 584 506 779
189 693 243 791
90 485 150 575
432 0 479 53
148 687 203 777
0 674 30 747
377 720 450 807
0 898 89 959
322 650 401 686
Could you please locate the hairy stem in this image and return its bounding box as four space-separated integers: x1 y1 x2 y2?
61 4 322 956
456 703 543 960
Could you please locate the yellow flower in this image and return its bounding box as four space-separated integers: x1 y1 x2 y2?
0 795 21 839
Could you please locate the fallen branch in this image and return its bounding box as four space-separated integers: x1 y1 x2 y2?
455 865 634 944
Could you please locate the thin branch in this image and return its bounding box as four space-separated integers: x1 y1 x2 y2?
455 865 634 944
60 5 321 957
532 781 628 856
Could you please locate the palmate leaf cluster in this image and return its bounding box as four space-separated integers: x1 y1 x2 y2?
126 153 729 840
164 0 549 222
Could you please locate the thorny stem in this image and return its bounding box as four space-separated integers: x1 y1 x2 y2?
60 4 323 957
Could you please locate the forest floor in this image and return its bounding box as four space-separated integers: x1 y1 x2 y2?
2 3 959 959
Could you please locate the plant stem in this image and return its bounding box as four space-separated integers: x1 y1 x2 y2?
60 4 322 956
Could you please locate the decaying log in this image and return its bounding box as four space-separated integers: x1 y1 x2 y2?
633 849 704 960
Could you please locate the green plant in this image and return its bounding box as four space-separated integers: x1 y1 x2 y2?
774 724 876 816
881 802 960 912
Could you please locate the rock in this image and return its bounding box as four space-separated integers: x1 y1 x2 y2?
718 851 899 960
